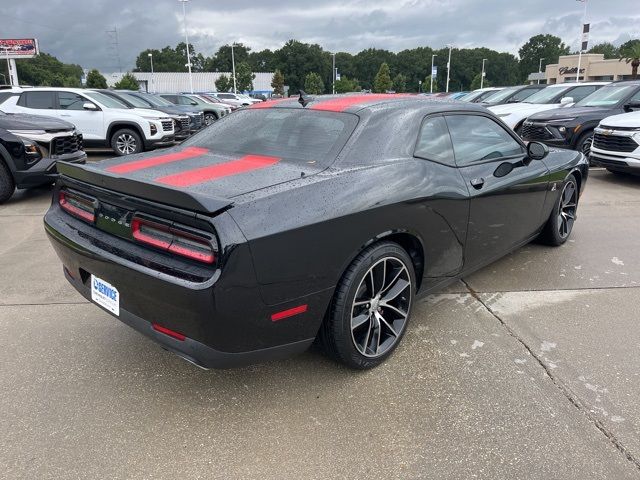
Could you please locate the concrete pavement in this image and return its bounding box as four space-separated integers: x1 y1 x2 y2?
0 169 639 479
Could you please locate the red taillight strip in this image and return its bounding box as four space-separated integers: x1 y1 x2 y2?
59 191 95 223
106 146 209 174
271 305 308 322
310 94 413 112
155 154 280 187
152 323 186 341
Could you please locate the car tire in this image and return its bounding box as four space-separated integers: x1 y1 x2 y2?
111 128 143 156
0 159 15 204
320 241 416 369
538 174 579 246
576 131 594 157
204 113 217 125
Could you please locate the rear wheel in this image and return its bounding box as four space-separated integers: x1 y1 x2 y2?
0 160 15 204
320 242 415 369
111 128 143 156
538 174 579 246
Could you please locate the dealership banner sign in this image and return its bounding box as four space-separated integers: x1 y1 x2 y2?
0 39 39 59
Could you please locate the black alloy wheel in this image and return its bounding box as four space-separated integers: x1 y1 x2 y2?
539 174 579 246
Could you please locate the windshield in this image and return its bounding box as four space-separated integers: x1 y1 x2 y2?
524 86 571 104
575 85 635 107
459 91 487 102
482 87 520 103
117 92 152 108
186 108 358 166
85 91 128 109
144 94 174 107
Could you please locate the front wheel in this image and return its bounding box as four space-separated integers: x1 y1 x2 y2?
0 160 15 204
204 113 217 125
111 128 143 156
538 174 579 246
320 242 416 369
576 131 594 157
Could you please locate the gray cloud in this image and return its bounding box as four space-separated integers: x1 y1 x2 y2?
3 0 639 72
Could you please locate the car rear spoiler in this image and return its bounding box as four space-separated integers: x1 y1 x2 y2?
56 161 234 215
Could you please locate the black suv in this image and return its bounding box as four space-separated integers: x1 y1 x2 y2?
0 109 86 203
480 84 546 107
522 81 640 156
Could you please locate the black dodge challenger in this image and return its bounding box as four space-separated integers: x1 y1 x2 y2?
44 94 588 369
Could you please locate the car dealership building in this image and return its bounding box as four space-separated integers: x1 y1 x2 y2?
529 54 635 84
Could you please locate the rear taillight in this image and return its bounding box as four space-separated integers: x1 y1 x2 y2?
59 190 96 223
131 216 216 264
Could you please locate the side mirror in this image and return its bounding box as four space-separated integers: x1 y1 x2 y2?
623 100 640 112
83 102 98 111
527 141 549 161
190 101 198 106
560 96 574 106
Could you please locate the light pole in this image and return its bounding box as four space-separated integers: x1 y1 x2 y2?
576 0 588 83
231 43 237 93
480 58 487 89
178 0 194 93
430 54 437 93
331 53 336 94
446 45 452 93
538 57 545 84
148 53 155 93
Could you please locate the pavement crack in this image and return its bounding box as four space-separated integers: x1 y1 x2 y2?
461 279 640 472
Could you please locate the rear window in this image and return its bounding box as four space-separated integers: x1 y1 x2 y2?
187 108 358 166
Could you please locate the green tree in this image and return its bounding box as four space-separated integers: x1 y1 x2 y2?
271 69 285 95
304 72 325 94
134 43 201 72
86 69 108 88
248 49 275 71
15 52 83 86
373 63 393 93
113 72 140 90
354 49 396 90
470 73 491 90
334 76 360 93
273 40 330 94
619 40 640 80
518 34 570 81
424 75 439 93
392 73 407 93
234 62 255 92
215 74 231 92
589 42 619 59
207 44 251 72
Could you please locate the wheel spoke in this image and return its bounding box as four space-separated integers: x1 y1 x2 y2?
376 312 398 337
380 267 404 297
369 316 381 355
380 303 408 318
381 277 410 304
351 313 370 330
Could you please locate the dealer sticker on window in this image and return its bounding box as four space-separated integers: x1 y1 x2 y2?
91 274 120 316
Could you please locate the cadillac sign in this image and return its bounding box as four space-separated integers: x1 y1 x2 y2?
0 39 39 59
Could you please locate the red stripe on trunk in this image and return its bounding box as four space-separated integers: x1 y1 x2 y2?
106 147 209 174
310 94 413 112
155 154 280 187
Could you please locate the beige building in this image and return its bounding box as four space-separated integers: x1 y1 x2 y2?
541 54 635 84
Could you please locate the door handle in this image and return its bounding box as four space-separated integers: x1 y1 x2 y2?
470 177 485 189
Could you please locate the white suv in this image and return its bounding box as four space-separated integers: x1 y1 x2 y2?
591 109 640 176
2 88 175 155
489 82 609 132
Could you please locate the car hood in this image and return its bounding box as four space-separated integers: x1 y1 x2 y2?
69 145 324 210
527 106 614 122
598 110 640 128
0 112 75 131
128 108 171 118
489 102 563 116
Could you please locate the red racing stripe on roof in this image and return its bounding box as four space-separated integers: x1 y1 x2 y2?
106 146 209 174
310 94 413 112
155 154 280 187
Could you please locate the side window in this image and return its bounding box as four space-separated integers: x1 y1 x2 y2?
445 115 524 166
0 92 18 105
163 95 177 103
628 89 640 102
22 91 56 109
58 92 87 110
567 86 597 102
414 116 455 166
512 89 537 102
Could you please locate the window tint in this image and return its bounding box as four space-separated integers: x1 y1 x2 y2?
414 116 454 165
566 85 598 102
628 89 640 102
445 115 523 165
0 92 17 105
23 91 56 109
511 88 540 102
58 92 87 110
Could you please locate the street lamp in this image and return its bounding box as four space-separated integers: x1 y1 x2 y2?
480 58 487 89
446 45 452 93
231 43 237 93
331 53 336 95
538 57 545 84
430 54 437 93
148 53 155 93
178 0 194 94
576 0 588 83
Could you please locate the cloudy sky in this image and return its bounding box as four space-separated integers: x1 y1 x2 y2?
4 0 640 71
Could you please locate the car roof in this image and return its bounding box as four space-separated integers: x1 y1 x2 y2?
250 94 489 114
546 82 610 88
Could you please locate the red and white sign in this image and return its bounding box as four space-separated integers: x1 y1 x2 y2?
0 39 39 59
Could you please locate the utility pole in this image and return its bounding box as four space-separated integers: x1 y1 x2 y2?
446 45 452 93
430 54 437 93
576 0 588 83
538 57 545 84
179 0 194 93
332 53 336 94
148 53 155 93
106 26 122 73
481 58 487 89
231 43 237 93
